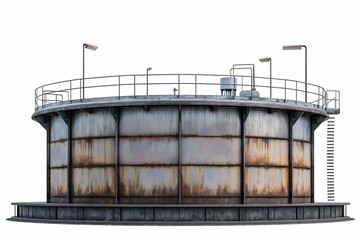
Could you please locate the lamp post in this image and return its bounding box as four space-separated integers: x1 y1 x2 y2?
259 57 272 98
283 45 307 102
146 67 152 95
82 43 98 99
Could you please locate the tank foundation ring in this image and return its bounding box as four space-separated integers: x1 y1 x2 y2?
8 202 352 225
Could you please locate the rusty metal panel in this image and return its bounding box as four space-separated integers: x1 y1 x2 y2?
246 138 288 166
182 107 240 136
182 197 241 204
293 116 311 141
50 141 68 167
120 166 178 196
120 137 178 165
72 138 116 166
182 166 240 196
50 115 67 142
50 168 67 196
293 168 311 196
120 106 178 136
72 109 116 138
246 109 288 138
245 198 289 204
119 197 178 204
72 198 115 204
245 167 289 196
293 141 311 168
182 137 240 165
72 167 115 196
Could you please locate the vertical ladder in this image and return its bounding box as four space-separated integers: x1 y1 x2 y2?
327 117 335 201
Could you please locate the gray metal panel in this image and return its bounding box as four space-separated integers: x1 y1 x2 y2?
181 107 240 136
182 166 240 196
182 137 240 165
50 142 68 167
293 169 311 196
72 110 116 138
120 166 178 197
50 168 67 196
293 116 311 141
50 115 67 142
120 137 178 165
72 139 116 166
72 167 115 196
246 109 289 138
246 138 288 166
120 106 179 136
293 141 311 168
245 167 289 196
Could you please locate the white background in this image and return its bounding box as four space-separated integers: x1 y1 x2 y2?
0 0 358 239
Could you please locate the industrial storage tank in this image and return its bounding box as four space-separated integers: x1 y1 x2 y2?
8 71 352 224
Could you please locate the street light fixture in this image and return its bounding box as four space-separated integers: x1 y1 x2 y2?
259 57 272 98
146 67 152 95
83 43 98 99
283 44 307 102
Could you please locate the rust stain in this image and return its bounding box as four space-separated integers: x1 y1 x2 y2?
245 167 289 196
246 138 288 166
119 166 178 196
72 139 116 166
71 167 116 196
293 141 311 168
293 168 311 196
245 109 289 138
182 166 240 196
50 168 67 196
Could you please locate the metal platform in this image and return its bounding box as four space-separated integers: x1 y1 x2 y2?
8 202 353 225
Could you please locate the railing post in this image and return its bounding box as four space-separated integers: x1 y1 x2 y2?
79 79 82 100
118 76 121 100
284 80 287 101
296 81 298 103
241 77 243 92
35 89 37 110
178 74 180 98
70 80 72 103
41 86 44 107
133 75 136 98
195 74 197 98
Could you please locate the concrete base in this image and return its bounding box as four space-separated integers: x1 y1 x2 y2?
8 202 353 225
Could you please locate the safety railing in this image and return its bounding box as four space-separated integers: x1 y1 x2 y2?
34 73 340 114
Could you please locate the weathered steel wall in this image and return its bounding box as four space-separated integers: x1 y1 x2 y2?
71 110 116 203
293 115 311 203
119 106 179 203
245 109 290 203
182 107 241 204
47 105 314 205
49 115 68 203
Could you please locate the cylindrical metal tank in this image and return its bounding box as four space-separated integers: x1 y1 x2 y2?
47 104 313 204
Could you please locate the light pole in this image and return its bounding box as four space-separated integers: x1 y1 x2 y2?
83 43 98 99
259 57 272 98
146 67 152 95
283 45 307 102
